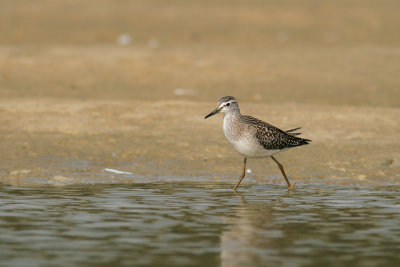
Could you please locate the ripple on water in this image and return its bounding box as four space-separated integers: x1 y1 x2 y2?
0 184 400 266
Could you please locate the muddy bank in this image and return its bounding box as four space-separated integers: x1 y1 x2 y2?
1 0 399 186
1 45 399 108
0 99 399 186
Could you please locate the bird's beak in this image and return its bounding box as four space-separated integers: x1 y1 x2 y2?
204 108 220 119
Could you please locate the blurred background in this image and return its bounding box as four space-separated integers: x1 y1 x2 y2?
0 0 399 185
1 0 399 106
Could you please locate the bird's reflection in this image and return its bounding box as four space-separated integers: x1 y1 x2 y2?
220 190 291 266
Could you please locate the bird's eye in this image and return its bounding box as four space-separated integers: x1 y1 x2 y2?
226 103 231 107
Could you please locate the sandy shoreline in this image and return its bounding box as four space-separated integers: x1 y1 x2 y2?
1 45 399 107
1 99 399 186
1 0 399 186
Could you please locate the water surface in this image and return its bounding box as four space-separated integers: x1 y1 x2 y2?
1 183 399 266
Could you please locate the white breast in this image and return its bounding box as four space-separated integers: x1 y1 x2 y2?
222 116 282 158
222 114 280 158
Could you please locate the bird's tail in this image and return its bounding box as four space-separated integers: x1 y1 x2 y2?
286 127 302 136
286 127 311 147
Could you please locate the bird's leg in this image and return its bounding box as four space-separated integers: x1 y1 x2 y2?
233 157 247 191
271 156 294 190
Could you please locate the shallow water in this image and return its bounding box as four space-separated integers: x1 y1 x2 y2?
1 183 400 267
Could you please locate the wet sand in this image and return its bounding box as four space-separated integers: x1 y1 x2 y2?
0 0 399 186
1 99 399 186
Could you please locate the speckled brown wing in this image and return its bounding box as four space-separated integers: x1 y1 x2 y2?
241 115 311 150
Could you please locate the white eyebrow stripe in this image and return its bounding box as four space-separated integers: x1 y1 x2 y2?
218 100 237 108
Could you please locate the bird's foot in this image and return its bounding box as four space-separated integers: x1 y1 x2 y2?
288 183 295 192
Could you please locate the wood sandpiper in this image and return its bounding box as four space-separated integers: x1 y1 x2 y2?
205 96 311 191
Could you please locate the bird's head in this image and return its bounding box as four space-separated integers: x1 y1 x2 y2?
204 96 239 119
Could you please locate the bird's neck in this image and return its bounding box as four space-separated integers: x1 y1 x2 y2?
223 109 241 120
223 110 241 128
222 110 243 141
